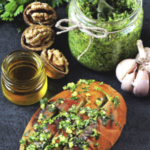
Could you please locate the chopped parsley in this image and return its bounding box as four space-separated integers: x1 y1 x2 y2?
70 96 79 101
57 98 64 103
69 105 78 114
110 114 115 122
95 143 99 146
48 103 56 112
24 130 30 137
40 98 48 110
112 96 120 108
98 82 103 85
63 82 77 92
81 86 89 93
78 79 95 85
19 139 26 145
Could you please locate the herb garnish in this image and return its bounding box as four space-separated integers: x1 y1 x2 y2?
98 82 103 85
24 130 30 137
63 82 77 92
57 98 64 103
40 97 48 110
112 96 120 108
78 79 95 85
110 114 115 122
70 96 79 101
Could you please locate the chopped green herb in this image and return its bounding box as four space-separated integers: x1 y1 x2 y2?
70 96 79 101
63 82 77 92
95 143 99 146
40 98 48 110
98 82 103 85
72 91 78 97
96 99 102 106
69 105 77 114
57 98 64 103
112 96 120 108
48 103 56 112
110 114 115 122
19 139 26 145
78 79 95 85
96 133 101 140
24 130 30 137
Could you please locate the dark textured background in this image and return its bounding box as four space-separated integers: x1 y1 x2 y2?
0 1 150 150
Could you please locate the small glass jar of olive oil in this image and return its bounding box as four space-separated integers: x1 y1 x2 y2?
1 50 48 105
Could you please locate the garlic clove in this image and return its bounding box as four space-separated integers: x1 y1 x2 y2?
116 59 137 82
133 69 149 97
121 71 136 93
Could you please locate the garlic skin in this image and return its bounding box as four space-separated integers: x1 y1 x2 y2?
121 71 136 93
133 69 149 97
145 47 150 60
136 40 146 61
116 59 137 82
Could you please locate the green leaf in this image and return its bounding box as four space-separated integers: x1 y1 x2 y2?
0 9 4 13
56 0 60 7
14 5 24 16
0 4 3 10
2 17 14 21
15 0 33 5
51 0 56 8
59 0 63 5
1 11 12 18
0 0 6 5
5 1 18 13
65 4 69 14
63 0 69 2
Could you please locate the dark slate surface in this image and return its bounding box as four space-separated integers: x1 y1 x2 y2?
0 1 150 150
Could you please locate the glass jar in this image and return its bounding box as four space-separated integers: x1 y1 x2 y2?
68 0 143 71
1 50 48 105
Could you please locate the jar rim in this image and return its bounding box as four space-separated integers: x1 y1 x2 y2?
1 50 44 84
72 0 142 27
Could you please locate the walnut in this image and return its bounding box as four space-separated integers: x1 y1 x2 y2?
41 49 69 79
21 25 55 51
23 2 57 27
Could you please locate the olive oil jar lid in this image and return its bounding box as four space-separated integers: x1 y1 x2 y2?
1 50 48 105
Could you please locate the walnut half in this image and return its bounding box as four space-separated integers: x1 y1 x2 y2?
41 49 69 79
21 25 55 51
23 2 57 27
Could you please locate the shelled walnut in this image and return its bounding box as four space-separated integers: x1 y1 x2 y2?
41 49 69 79
21 25 55 51
23 2 57 27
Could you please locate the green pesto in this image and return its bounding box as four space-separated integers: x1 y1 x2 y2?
77 0 136 21
68 1 143 71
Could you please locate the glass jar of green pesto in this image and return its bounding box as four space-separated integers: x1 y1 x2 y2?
68 0 143 71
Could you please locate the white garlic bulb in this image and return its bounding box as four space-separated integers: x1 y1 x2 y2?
116 40 150 97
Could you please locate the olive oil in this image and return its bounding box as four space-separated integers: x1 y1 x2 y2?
1 51 48 105
8 62 38 81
